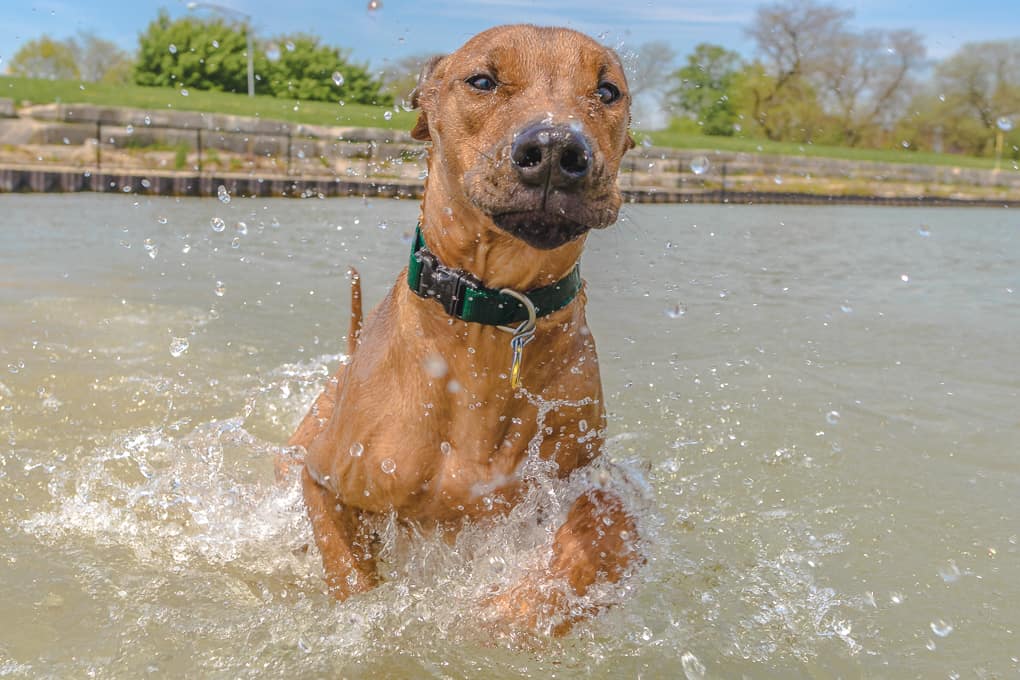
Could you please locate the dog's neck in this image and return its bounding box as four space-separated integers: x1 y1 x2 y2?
417 180 586 293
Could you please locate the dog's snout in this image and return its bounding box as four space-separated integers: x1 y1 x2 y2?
511 124 592 188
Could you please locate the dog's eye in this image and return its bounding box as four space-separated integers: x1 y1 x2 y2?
596 82 622 105
466 74 497 91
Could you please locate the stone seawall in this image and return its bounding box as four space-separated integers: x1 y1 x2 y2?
1 165 1013 208
1 100 1018 205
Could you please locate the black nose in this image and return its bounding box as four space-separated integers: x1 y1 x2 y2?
510 123 592 189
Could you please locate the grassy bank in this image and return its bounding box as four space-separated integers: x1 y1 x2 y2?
2 76 1013 171
645 129 1004 170
0 76 416 130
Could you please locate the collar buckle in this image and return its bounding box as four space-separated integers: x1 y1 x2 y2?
414 247 480 318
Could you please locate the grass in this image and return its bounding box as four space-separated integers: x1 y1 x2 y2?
0 76 416 131
1 76 1012 171
644 128 1004 170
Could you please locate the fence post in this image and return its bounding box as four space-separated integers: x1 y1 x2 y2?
286 131 292 176
197 128 203 173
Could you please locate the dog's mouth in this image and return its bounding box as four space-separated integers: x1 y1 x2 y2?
492 210 590 250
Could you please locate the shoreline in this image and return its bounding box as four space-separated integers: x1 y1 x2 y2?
1 164 1015 208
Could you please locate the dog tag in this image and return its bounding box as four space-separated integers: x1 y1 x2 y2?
508 328 534 389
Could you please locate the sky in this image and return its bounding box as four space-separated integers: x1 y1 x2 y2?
1 0 1018 75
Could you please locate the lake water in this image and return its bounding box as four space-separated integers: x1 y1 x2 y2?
1 193 1018 677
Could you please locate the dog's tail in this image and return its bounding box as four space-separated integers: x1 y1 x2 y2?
347 267 363 355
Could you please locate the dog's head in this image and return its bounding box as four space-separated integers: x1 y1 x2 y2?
411 25 634 251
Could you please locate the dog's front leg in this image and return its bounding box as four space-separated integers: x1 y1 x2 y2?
488 489 640 636
302 467 379 600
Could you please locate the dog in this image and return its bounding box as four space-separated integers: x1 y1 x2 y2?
287 24 639 635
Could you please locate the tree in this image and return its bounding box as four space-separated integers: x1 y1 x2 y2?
380 52 442 104
745 0 851 140
75 32 133 84
622 41 677 128
668 43 743 135
133 11 269 94
817 29 926 146
8 36 80 80
934 39 1020 155
265 34 391 105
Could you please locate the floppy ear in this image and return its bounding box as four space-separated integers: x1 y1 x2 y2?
410 54 446 141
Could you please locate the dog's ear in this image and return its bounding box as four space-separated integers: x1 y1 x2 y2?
410 54 446 141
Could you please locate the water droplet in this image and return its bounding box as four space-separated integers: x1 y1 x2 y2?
376 220 388 230
689 156 710 175
640 627 653 641
332 71 345 87
230 237 241 249
826 410 840 425
349 442 364 457
169 337 189 357
773 174 783 185
155 216 167 225
937 93 946 102
900 274 910 283
381 458 396 474
214 281 226 296
440 441 452 455
840 303 853 313
383 111 393 121
890 591 904 605
144 115 151 126
997 116 1015 133
918 225 931 237
143 238 158 259
938 560 962 583
180 89 189 97
210 217 226 232
901 140 910 148
235 221 248 235
680 651 706 680
181 243 191 254
930 619 954 637
168 44 177 54
285 41 295 52
579 419 588 432
926 638 937 651
423 353 448 378
666 303 687 319
271 217 282 228
217 185 231 204
125 124 134 135
367 0 381 10
62 137 70 145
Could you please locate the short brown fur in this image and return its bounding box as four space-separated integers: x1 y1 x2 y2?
288 24 640 632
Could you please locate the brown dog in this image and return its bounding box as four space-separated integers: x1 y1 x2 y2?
288 24 639 635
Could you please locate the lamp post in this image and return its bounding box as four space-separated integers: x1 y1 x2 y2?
186 1 254 97
995 116 1014 173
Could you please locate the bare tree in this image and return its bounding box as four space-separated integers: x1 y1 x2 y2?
74 32 132 83
935 39 1020 154
621 41 677 128
745 0 851 139
379 52 443 105
820 29 926 146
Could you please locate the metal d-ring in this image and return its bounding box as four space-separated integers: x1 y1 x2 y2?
497 288 537 336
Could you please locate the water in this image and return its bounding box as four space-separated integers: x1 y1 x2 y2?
1 194 1019 677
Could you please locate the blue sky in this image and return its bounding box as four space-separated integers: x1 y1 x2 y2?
1 0 1017 74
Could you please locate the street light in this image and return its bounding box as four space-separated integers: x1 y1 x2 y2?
186 1 255 97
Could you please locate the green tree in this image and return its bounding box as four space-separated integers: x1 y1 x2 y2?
133 11 269 94
8 36 80 80
668 43 743 136
266 34 391 105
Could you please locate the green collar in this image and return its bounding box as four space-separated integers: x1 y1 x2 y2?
406 226 582 326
